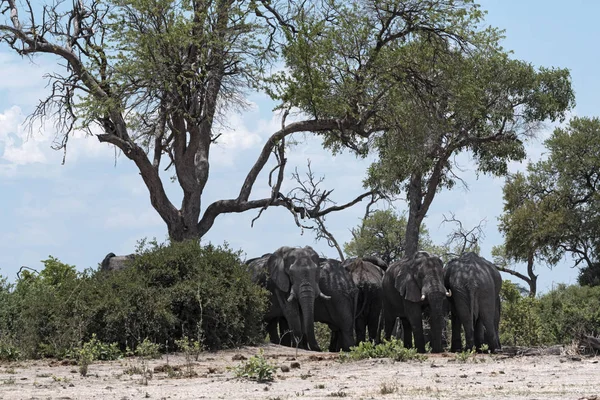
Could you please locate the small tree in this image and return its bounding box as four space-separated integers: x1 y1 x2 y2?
344 209 441 265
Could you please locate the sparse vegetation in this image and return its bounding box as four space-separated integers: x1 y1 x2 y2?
380 382 398 394
340 339 426 362
231 350 277 383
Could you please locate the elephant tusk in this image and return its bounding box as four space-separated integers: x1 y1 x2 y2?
420 294 426 301
287 289 296 302
446 289 452 297
319 292 331 300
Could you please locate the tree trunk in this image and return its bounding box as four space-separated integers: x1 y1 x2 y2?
405 172 425 257
526 251 537 298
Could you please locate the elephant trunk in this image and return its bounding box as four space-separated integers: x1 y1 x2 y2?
427 292 445 353
299 285 320 351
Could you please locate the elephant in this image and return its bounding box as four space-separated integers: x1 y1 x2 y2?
316 258 358 352
101 252 136 271
342 257 385 344
246 246 330 351
382 251 451 353
444 252 502 353
246 254 293 346
361 255 389 272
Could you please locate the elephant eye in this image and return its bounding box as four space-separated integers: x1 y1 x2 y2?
288 256 296 265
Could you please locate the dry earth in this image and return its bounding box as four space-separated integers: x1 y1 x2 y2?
0 344 598 400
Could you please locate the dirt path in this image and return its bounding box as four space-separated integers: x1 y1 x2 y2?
0 344 598 399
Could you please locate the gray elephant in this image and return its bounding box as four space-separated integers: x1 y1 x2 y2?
247 246 330 351
246 254 293 346
444 252 502 353
316 258 358 352
382 251 451 353
342 257 385 344
101 252 136 271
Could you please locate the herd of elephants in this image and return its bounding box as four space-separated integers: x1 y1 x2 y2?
102 247 502 354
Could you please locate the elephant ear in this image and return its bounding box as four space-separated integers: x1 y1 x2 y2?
267 247 291 293
395 270 422 303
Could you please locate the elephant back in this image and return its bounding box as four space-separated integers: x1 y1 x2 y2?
343 258 384 290
101 253 136 272
445 252 502 294
245 253 271 287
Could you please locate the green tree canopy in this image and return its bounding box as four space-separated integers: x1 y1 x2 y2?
499 117 600 286
363 42 574 257
344 209 444 264
0 0 494 242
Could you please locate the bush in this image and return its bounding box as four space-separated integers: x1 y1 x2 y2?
499 281 544 346
0 258 97 359
231 350 277 382
537 284 600 343
340 339 425 362
0 240 268 359
500 282 600 347
91 239 268 351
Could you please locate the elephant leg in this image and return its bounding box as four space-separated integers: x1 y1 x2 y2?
401 318 413 349
474 318 485 351
367 306 381 343
450 307 463 352
453 298 475 351
383 307 397 341
355 315 367 345
405 303 426 353
328 329 340 352
481 313 499 353
339 327 355 352
266 319 280 344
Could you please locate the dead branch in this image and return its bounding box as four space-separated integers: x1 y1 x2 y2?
441 212 487 257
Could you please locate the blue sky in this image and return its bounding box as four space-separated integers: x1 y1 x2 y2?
0 0 597 293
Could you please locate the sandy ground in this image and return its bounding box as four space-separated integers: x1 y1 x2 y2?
0 344 598 400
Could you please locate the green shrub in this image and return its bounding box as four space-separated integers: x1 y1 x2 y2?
537 284 600 343
0 240 268 359
500 281 544 346
231 350 277 382
340 339 425 362
91 239 268 351
1 258 97 359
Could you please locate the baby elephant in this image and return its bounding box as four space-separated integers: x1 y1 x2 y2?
444 252 502 353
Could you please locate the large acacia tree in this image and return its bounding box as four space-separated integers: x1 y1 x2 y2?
0 0 492 241
364 43 574 256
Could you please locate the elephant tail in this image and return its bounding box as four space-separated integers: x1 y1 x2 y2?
354 287 367 323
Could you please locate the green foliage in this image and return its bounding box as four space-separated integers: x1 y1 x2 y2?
175 336 204 362
231 350 277 382
134 338 162 359
454 349 477 363
499 117 600 277
578 263 600 287
344 209 444 264
500 282 600 346
536 284 600 343
76 333 121 377
499 281 543 346
4 258 96 359
92 240 268 351
340 339 426 362
0 240 268 359
77 334 122 362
